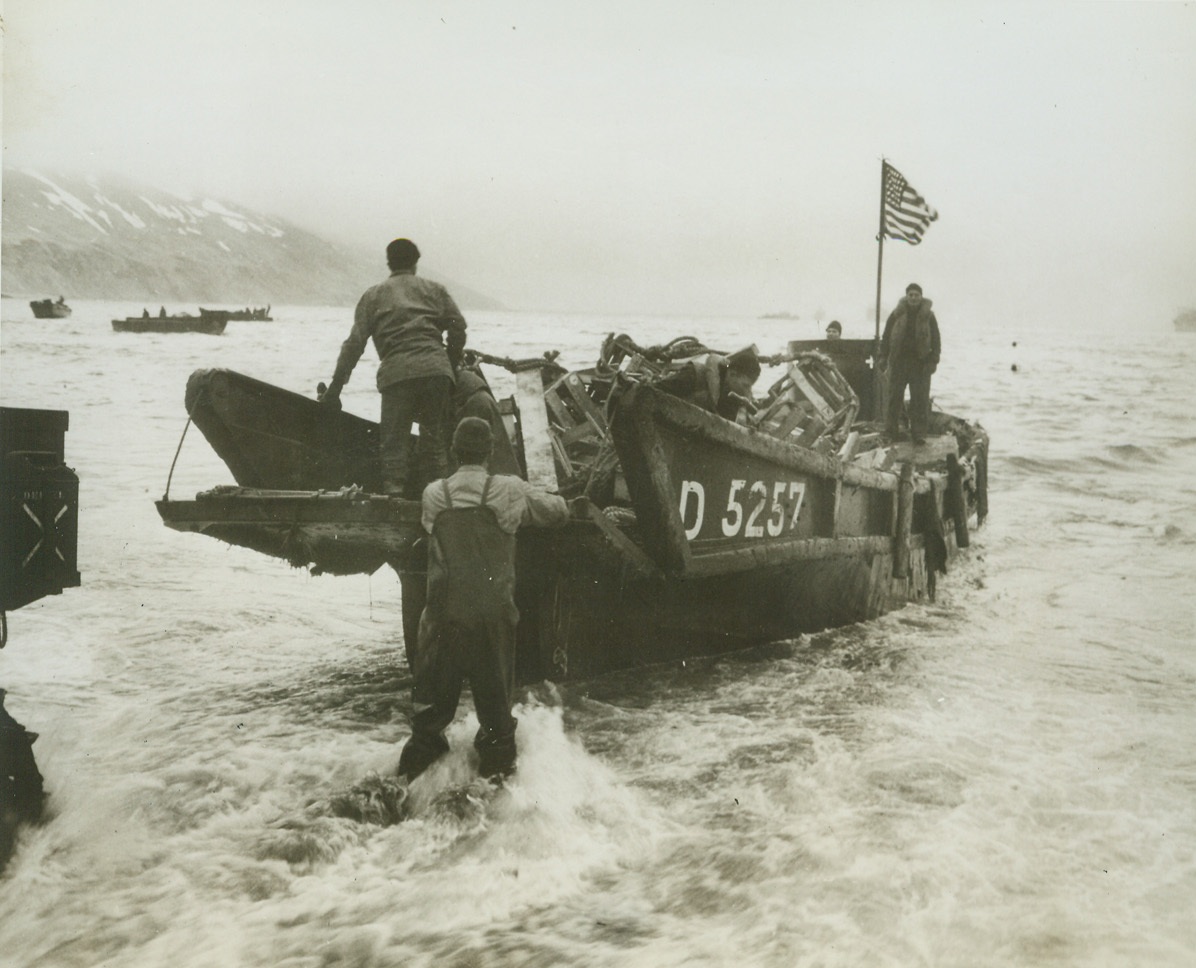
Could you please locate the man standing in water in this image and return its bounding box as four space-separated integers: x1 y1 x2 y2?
320 238 467 496
880 282 941 444
397 417 570 783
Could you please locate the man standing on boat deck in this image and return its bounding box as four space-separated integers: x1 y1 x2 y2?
319 238 467 496
880 282 940 444
397 416 570 783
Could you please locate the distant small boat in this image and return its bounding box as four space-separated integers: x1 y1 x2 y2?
200 306 272 322
30 298 71 319
112 314 227 335
1174 309 1196 333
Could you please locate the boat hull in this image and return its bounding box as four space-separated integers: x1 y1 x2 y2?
30 300 71 319
181 369 382 491
511 524 941 682
157 368 987 682
112 317 227 334
200 308 273 321
156 485 941 682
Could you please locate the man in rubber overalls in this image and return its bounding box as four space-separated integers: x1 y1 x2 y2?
397 416 570 782
880 282 941 443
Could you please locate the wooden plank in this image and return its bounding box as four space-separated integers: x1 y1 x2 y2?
788 366 835 421
795 416 826 446
549 434 572 473
515 369 559 491
946 452 970 548
576 498 660 577
543 387 574 428
837 431 861 461
774 403 813 440
561 422 601 446
893 462 915 578
562 373 608 434
803 367 843 405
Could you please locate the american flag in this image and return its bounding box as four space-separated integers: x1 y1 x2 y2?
882 161 938 244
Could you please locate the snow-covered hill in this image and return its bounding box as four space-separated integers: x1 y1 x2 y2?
1 169 501 309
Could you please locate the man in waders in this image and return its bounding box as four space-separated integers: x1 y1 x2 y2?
397 416 569 782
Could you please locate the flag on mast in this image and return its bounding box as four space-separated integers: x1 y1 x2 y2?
882 161 938 244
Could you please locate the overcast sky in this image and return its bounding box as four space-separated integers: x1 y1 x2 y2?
5 0 1195 328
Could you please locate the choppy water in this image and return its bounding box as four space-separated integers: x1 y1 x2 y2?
1 298 1194 967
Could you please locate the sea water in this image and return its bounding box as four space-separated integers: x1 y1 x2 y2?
1 299 1194 967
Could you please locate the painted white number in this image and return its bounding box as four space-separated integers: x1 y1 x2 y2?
685 478 806 542
767 481 787 537
744 481 768 537
722 480 747 536
679 480 706 540
789 482 806 528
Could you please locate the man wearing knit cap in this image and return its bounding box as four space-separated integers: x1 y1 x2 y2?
879 282 941 444
397 416 569 783
320 238 468 496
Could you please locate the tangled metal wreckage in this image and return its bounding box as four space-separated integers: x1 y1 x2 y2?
158 333 988 682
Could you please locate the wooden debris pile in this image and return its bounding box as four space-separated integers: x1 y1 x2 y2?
488 334 877 504
751 352 859 450
538 334 725 500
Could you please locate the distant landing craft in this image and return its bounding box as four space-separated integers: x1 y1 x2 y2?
29 298 71 319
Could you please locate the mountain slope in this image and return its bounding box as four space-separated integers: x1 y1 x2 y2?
1 169 502 309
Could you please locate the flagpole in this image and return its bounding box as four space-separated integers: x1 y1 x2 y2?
875 159 886 344
874 159 887 424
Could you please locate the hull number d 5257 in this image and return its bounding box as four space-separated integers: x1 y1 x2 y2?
679 479 806 541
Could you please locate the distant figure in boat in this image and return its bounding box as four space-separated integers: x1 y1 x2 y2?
142 308 150 318
825 320 842 340
159 306 167 318
396 416 569 784
320 237 468 497
880 282 941 445
658 345 762 425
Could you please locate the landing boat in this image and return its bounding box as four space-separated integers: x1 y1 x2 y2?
156 336 988 682
30 299 71 319
112 314 227 335
199 306 273 322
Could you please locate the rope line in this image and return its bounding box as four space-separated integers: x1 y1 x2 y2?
163 417 193 501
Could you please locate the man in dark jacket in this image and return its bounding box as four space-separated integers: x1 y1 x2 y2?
879 282 941 443
397 417 569 783
658 346 761 424
320 238 467 496
452 364 521 476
